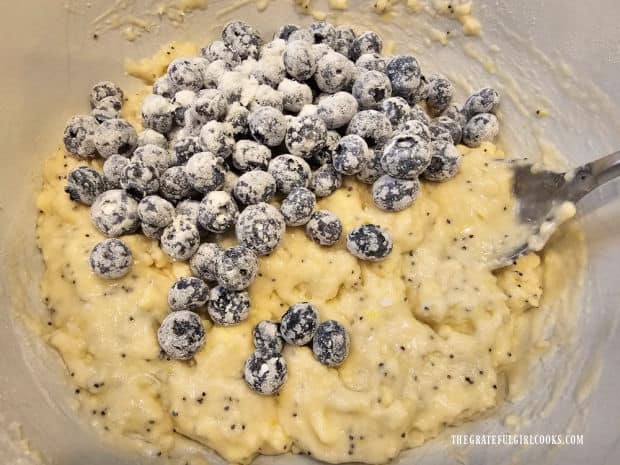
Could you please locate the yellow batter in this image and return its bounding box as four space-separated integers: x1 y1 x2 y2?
35 45 585 465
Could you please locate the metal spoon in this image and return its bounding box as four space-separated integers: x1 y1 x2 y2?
494 151 620 268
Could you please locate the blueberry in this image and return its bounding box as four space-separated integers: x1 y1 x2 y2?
356 146 384 184
386 55 421 99
121 160 160 198
426 75 454 117
462 113 499 147
222 170 239 194
280 302 319 345
441 104 467 128
141 94 174 134
103 154 130 189
222 20 263 60
197 190 238 234
428 121 454 144
160 216 200 261
430 116 462 144
185 152 226 194
90 189 140 237
188 243 221 282
236 202 285 256
306 210 342 246
192 89 227 123
199 121 235 159
63 115 99 158
314 51 355 94
312 43 332 60
463 87 500 118
172 136 203 166
352 70 392 109
312 320 350 367
308 21 336 47
244 350 287 395
218 71 246 104
333 25 356 58
132 144 173 174
89 238 133 279
372 175 420 212
250 56 286 88
347 110 393 146
316 91 358 129
253 321 284 353
203 60 231 89
176 199 201 224
141 222 164 240
406 73 429 105
280 187 316 226
278 78 313 113
409 104 431 125
423 140 462 181
234 170 276 205
399 119 431 142
379 97 411 128
288 28 314 43
167 57 208 92
333 134 369 175
268 154 311 194
308 130 339 167
137 129 167 149
250 84 284 111
283 40 317 81
90 81 123 108
308 164 341 197
248 106 286 147
224 102 250 137
274 24 300 41
157 310 206 360
92 96 122 123
356 53 386 73
159 166 195 203
215 246 258 291
346 224 393 261
171 90 197 126
208 285 251 326
232 140 272 171
138 195 175 228
168 277 210 311
285 115 327 158
350 31 382 61
152 75 178 98
381 134 430 179
65 166 105 205
200 40 240 67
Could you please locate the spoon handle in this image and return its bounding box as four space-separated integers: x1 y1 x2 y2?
567 150 620 201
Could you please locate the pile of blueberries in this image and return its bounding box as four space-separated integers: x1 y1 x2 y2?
61 19 500 395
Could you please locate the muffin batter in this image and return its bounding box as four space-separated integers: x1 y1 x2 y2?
36 46 584 464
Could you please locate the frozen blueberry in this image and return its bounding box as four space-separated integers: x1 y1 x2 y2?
463 87 500 117
190 242 222 282
167 57 208 92
372 175 420 211
381 134 430 179
172 136 202 166
89 238 133 279
176 199 201 224
152 75 178 98
171 90 197 126
203 60 231 89
280 302 319 345
399 119 431 142
430 116 462 144
244 350 287 395
207 285 250 327
222 20 263 60
462 113 500 147
217 71 247 103
356 53 386 73
350 31 382 61
200 40 240 67
428 122 453 143
141 94 174 134
168 276 210 311
410 104 431 125
197 190 238 233
160 215 200 261
185 152 226 194
352 70 392 109
356 146 384 184
248 106 286 147
234 170 276 205
250 84 284 111
157 310 205 360
232 140 272 171
310 164 342 197
133 144 173 174
285 115 327 158
288 28 314 43
314 51 355 94
64 166 104 205
138 195 175 228
90 189 140 237
199 121 235 159
379 97 411 128
308 21 337 47
278 78 313 113
312 320 350 367
333 25 355 57
236 202 285 256
312 43 332 60
253 321 284 353
346 224 393 261
441 104 467 128
141 222 163 240
94 118 137 158
221 170 239 194
306 210 342 246
102 154 130 189
426 75 454 117
308 129 339 167
159 166 195 203
297 104 319 118
268 155 311 194
92 96 122 123
214 246 258 291
386 55 421 99
274 23 299 41
63 115 99 159
347 110 392 146
192 89 228 123
251 55 286 88
423 140 462 181
332 134 369 175
90 81 123 108
406 73 429 105
283 40 317 81
224 102 250 137
137 129 167 149
280 187 316 226
120 160 159 198
316 91 358 129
